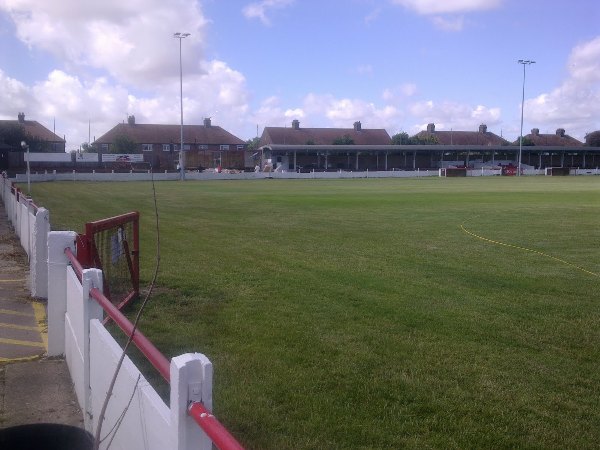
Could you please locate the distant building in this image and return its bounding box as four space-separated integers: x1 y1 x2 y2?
94 116 247 171
260 120 391 146
413 123 510 146
518 128 583 147
0 112 66 172
258 120 392 171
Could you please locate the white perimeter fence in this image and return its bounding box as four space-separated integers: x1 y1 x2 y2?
13 167 600 183
0 174 230 450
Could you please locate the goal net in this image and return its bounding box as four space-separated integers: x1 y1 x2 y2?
77 211 140 309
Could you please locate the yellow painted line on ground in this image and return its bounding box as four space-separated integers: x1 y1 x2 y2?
0 355 43 363
0 322 39 331
460 224 600 278
0 278 26 283
0 308 34 317
32 302 48 350
0 337 45 348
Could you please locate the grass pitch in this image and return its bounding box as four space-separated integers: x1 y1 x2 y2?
30 177 600 449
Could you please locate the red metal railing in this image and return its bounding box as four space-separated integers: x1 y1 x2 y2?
89 287 170 381
85 282 243 449
189 402 245 450
65 247 84 281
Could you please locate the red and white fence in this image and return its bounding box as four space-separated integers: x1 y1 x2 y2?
1 173 244 449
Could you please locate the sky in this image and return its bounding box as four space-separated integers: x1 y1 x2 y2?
0 0 599 150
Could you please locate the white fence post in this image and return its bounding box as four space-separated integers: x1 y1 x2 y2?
170 353 213 450
80 268 104 430
47 230 77 356
30 207 49 298
19 197 29 255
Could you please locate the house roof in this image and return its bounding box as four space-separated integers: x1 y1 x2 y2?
0 115 65 143
520 128 583 147
95 119 245 145
260 121 391 146
413 123 510 146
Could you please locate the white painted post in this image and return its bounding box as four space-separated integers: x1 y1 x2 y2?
30 207 50 298
170 353 213 450
47 231 77 356
81 268 104 430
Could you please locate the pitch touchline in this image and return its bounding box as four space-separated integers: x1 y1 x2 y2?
460 224 600 278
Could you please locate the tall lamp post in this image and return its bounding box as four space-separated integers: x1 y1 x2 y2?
174 32 190 181
518 59 535 176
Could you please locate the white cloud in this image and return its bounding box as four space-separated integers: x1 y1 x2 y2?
0 1 252 148
303 93 402 129
364 7 382 25
525 36 600 140
390 0 501 15
382 83 417 101
242 0 294 26
431 16 464 31
0 69 32 111
1 0 208 87
408 100 501 133
355 64 374 76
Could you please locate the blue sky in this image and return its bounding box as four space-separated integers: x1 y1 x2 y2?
1 0 599 150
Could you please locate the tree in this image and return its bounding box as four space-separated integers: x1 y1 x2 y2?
0 123 49 151
246 137 260 151
80 142 96 153
409 134 439 145
585 131 600 147
514 137 535 146
111 134 138 154
391 132 410 145
0 123 26 148
332 134 354 145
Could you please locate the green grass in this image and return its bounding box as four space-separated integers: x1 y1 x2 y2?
29 177 600 449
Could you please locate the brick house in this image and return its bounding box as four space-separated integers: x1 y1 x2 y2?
0 112 66 171
94 116 247 171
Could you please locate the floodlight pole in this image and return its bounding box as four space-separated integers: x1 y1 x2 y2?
518 59 535 176
174 32 190 181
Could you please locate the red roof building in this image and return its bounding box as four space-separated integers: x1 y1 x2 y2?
0 112 65 152
259 120 391 146
95 116 247 170
413 123 510 146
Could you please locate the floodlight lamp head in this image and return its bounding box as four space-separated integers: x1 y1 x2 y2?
174 32 190 38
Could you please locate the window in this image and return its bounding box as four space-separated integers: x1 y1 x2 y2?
199 144 208 150
101 144 109 152
237 145 244 150
163 144 171 152
174 144 191 151
220 144 230 151
142 144 153 152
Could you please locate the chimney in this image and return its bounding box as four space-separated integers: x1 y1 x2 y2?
204 117 212 127
427 123 435 133
353 121 362 131
127 115 135 125
18 112 25 123
479 124 487 133
556 128 565 137
292 119 300 130
531 128 539 136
